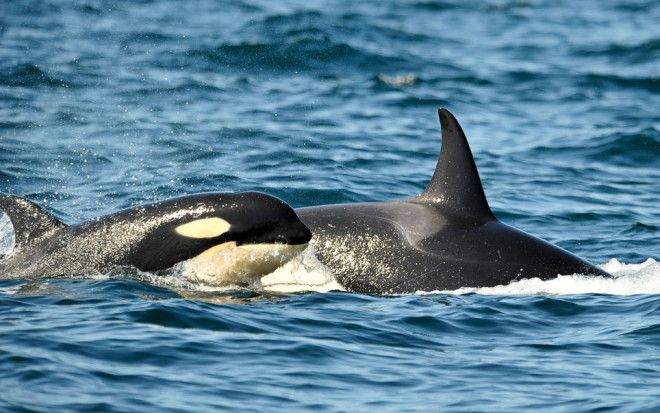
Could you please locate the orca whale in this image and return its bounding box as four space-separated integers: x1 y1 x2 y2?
296 109 610 294
0 192 312 285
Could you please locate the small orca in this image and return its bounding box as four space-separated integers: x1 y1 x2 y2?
0 192 312 285
297 109 610 294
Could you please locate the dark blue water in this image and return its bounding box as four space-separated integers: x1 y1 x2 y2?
1 0 659 411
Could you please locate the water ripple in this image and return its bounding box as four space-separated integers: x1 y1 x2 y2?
1 0 659 411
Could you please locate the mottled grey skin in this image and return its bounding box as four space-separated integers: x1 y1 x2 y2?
297 109 610 294
0 192 311 278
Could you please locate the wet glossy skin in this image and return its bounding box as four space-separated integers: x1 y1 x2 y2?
297 110 609 294
0 192 312 280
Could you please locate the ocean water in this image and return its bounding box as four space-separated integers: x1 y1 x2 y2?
1 0 659 411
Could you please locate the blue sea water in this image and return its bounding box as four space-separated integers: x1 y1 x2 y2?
1 0 659 411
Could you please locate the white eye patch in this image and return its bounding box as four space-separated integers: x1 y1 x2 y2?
175 217 231 239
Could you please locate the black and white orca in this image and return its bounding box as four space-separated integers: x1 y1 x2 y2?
0 192 311 285
296 109 610 294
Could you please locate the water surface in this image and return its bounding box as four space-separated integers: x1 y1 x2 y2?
1 0 659 411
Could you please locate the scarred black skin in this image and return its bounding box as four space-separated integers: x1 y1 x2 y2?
0 192 311 278
296 109 609 294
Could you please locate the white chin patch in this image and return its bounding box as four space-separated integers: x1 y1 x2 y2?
182 242 309 286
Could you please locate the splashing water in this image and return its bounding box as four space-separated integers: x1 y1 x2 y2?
260 245 344 293
0 213 14 255
432 258 660 296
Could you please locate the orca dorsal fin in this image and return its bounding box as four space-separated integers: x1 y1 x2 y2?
0 194 66 250
418 109 495 222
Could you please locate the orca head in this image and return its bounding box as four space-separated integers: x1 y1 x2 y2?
174 192 312 286
225 191 312 247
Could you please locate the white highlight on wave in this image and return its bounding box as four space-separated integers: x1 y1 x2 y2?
425 258 660 296
260 245 344 293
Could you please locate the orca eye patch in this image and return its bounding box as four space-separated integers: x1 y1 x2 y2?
175 217 231 239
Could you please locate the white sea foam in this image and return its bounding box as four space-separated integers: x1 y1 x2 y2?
260 245 344 293
0 213 14 255
259 252 660 296
424 258 660 296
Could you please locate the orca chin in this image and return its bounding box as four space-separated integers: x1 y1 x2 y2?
181 241 309 286
296 109 610 294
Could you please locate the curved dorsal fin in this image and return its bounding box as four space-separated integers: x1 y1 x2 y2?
0 194 66 250
418 109 495 221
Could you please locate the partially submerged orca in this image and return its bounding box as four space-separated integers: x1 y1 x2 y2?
297 109 610 294
0 192 312 284
0 110 608 294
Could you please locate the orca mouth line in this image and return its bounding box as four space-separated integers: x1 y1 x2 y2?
249 233 311 247
276 236 312 246
280 227 313 246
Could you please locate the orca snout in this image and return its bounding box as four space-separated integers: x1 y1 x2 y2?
277 223 312 245
291 224 312 245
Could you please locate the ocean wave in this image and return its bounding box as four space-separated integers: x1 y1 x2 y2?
621 222 659 235
0 63 72 88
121 31 179 44
155 9 414 74
170 38 410 73
579 73 660 93
409 0 466 11
255 10 326 34
0 120 38 130
527 127 660 167
573 38 660 64
586 129 660 165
